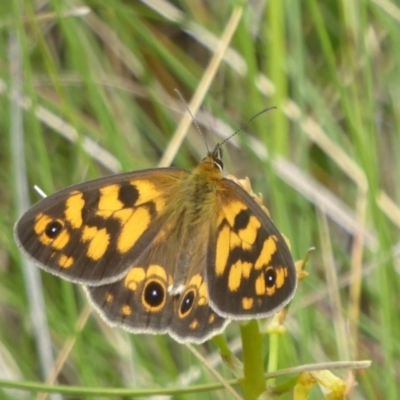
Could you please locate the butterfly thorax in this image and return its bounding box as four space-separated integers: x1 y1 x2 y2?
160 153 223 292
177 153 223 225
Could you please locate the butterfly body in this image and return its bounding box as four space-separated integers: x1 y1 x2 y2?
15 145 296 343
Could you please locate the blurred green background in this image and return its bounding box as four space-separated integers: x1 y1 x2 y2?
1 0 399 399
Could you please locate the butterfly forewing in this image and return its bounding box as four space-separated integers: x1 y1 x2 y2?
15 168 188 284
206 178 297 319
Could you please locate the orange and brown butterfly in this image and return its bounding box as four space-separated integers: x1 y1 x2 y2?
14 129 297 343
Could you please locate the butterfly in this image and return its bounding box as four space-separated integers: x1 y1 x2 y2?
14 142 297 343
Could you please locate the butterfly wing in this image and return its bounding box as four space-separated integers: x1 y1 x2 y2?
86 231 228 343
14 168 188 284
207 178 297 319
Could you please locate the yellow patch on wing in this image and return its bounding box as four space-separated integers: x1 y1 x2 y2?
105 292 114 302
34 214 51 235
241 261 252 279
242 297 254 310
266 285 277 296
98 185 123 214
276 267 288 288
198 282 208 305
229 230 242 249
255 235 277 270
134 180 162 205
147 264 167 281
189 319 199 330
96 181 167 219
81 226 110 260
122 304 132 316
228 263 241 291
113 209 134 224
237 215 260 245
64 191 85 228
216 200 261 277
198 278 207 298
152 196 166 213
228 260 252 292
222 200 247 227
124 267 146 291
216 225 230 276
51 230 70 250
117 207 151 253
124 264 169 293
58 254 74 269
34 214 57 245
188 274 202 288
255 273 266 296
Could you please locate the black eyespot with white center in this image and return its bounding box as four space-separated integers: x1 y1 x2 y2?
143 280 165 310
265 268 277 288
179 290 195 317
45 220 63 239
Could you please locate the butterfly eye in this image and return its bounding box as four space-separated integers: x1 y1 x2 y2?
45 220 64 239
143 280 166 311
264 268 277 287
179 290 195 317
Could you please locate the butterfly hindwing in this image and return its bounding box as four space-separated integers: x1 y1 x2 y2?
206 178 297 319
86 235 228 343
15 168 188 284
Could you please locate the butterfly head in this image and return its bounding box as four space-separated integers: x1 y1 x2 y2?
211 144 224 172
198 143 224 175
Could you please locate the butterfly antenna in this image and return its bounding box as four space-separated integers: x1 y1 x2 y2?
174 89 210 154
219 106 277 147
